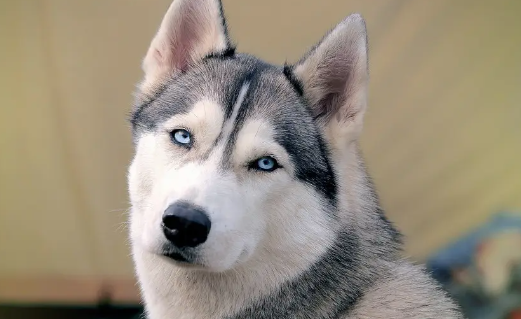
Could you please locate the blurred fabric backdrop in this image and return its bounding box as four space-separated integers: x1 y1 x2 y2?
0 0 520 307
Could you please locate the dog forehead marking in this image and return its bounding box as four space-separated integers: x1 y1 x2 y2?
198 79 252 165
220 81 250 145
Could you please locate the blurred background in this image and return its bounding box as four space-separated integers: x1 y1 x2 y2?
0 0 520 318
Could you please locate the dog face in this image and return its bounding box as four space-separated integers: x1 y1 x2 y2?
128 0 368 272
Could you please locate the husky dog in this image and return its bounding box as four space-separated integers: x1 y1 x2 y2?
127 0 463 318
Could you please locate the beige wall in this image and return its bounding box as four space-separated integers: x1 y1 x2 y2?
1 0 520 303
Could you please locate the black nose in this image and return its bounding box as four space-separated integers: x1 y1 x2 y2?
162 201 211 248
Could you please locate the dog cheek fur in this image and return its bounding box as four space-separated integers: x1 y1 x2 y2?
128 133 177 252
253 180 338 272
128 139 154 247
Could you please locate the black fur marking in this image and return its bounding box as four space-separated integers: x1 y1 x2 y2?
283 63 304 96
202 68 258 161
221 68 268 166
224 70 257 120
204 47 237 60
227 231 373 319
272 117 338 209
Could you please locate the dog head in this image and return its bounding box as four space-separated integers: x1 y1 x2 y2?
128 0 368 273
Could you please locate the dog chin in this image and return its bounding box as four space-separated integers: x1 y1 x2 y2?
203 246 254 273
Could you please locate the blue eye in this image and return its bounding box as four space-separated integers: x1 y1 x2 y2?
253 156 279 172
171 129 192 146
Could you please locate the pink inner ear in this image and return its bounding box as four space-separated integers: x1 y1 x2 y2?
171 42 190 73
312 58 354 120
174 21 195 72
167 4 207 73
156 35 189 73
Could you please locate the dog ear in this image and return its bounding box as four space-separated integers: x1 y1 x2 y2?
292 14 368 140
141 0 231 92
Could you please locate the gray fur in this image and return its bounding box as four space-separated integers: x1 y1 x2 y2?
127 0 464 318
132 54 338 207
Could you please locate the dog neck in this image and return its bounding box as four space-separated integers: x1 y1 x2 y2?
228 229 381 319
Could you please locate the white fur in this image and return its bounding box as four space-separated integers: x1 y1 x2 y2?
128 102 337 316
128 1 462 318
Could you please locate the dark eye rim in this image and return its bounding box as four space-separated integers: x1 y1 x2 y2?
248 155 281 172
169 128 193 148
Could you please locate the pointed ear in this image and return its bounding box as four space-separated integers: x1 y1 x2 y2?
292 14 368 140
141 0 231 92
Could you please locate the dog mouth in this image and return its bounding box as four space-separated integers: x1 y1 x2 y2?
162 250 189 263
160 244 197 265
